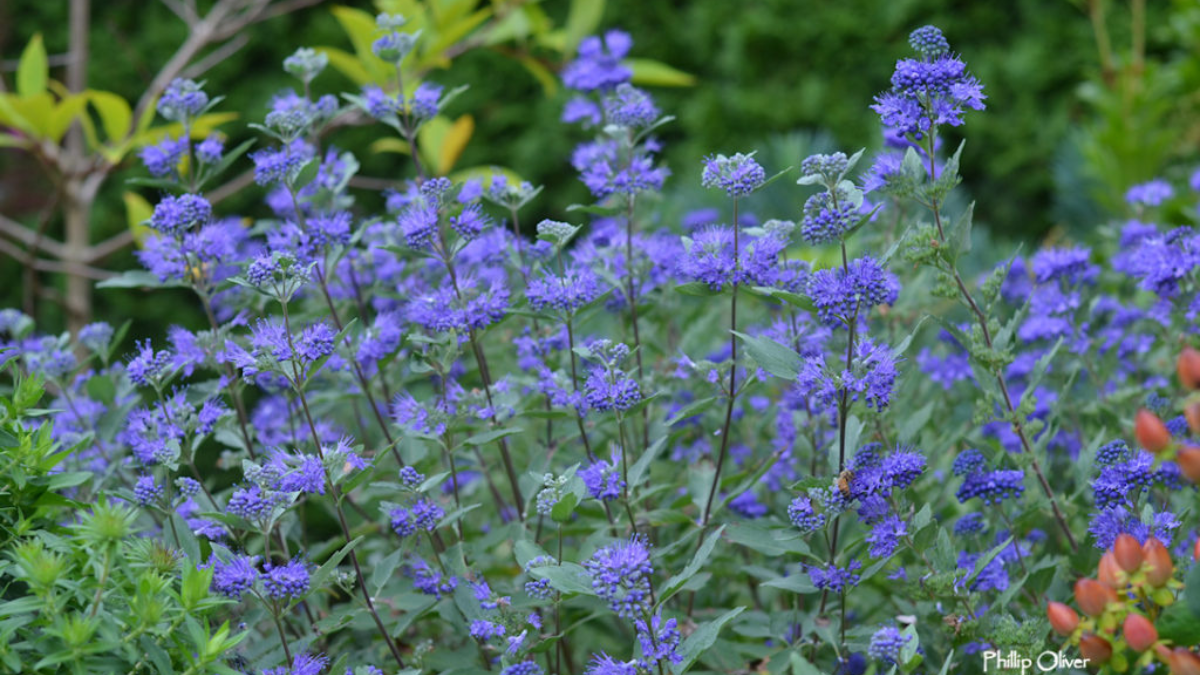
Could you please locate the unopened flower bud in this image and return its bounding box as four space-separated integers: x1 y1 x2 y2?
1113 533 1144 573
1179 346 1200 389
1078 634 1112 664
1097 551 1123 589
1074 578 1117 617
1135 409 1171 453
1179 446 1200 483
1046 601 1079 636
1143 537 1174 587
1123 613 1157 652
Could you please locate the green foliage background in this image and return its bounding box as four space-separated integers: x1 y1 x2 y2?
1 0 1199 337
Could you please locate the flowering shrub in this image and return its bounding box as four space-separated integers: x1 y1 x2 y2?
5 15 1200 675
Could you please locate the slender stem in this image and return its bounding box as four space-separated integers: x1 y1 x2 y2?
700 197 741 528
624 194 649 452
921 134 1078 553
280 303 407 669
435 230 524 519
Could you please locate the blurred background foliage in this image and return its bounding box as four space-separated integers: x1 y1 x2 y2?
2 0 1199 339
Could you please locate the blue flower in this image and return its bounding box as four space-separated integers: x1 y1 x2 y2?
634 613 683 669
584 535 654 618
868 625 911 664
701 152 766 198
563 31 633 92
807 560 862 593
1126 178 1174 207
581 450 625 501
867 516 907 558
262 558 311 599
604 84 659 128
208 553 259 599
134 475 163 506
871 27 985 138
157 78 208 122
585 653 637 675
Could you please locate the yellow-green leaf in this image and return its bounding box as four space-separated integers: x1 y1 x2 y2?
17 34 48 98
417 115 450 170
0 93 35 135
564 0 605 55
331 5 392 84
435 114 473 175
319 47 373 87
123 191 155 246
428 7 491 56
0 133 30 149
88 90 132 143
46 94 87 143
7 93 54 138
370 137 411 155
628 58 696 87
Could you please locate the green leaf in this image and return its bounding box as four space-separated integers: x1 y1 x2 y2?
463 427 523 447
627 436 666 490
530 562 594 596
371 548 405 596
1185 559 1200 619
17 35 47 98
1158 602 1200 645
658 526 723 605
88 90 132 142
550 491 579 524
563 0 606 54
672 606 744 674
966 536 1012 589
665 397 717 426
97 270 188 289
761 574 817 594
310 536 364 593
627 57 697 87
789 652 824 675
45 471 91 491
675 281 723 297
732 331 801 380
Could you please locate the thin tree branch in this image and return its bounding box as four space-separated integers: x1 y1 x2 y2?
0 214 66 258
0 239 113 280
158 0 195 23
85 230 135 263
180 33 249 80
206 168 255 205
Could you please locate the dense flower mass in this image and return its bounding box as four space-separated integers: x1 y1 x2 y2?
11 16 1200 675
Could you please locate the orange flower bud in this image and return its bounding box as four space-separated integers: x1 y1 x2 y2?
1179 347 1200 390
1078 633 1113 664
1098 551 1123 588
1179 447 1200 484
1195 537 1200 563
1046 601 1079 636
1143 537 1174 587
1160 646 1200 675
1123 613 1157 652
1114 533 1144 572
1136 409 1172 453
1075 578 1118 617
1187 401 1200 436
